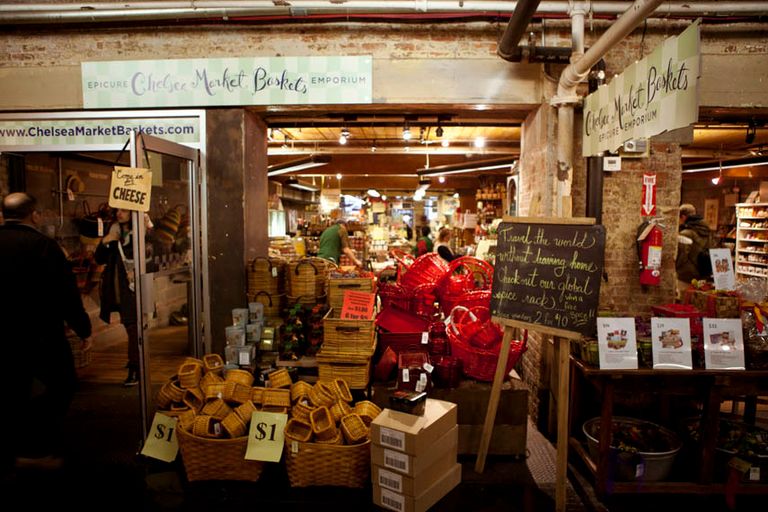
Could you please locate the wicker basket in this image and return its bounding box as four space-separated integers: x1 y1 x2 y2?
268 368 293 389
223 382 252 404
285 418 313 443
192 415 222 438
183 388 204 411
322 308 376 354
310 406 337 441
353 400 382 426
247 256 286 296
308 382 337 408
284 438 371 487
331 378 353 402
262 388 291 408
315 429 344 445
203 354 225 374
328 273 375 310
316 338 376 390
178 363 203 389
225 369 254 387
204 383 226 401
234 400 257 423
250 387 265 405
221 412 247 438
250 291 285 318
340 413 369 444
290 381 313 403
288 257 335 300
200 371 223 392
292 401 315 423
201 398 232 421
177 409 197 432
330 400 353 423
177 428 265 482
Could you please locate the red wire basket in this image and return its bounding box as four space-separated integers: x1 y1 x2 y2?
391 250 450 293
436 256 494 298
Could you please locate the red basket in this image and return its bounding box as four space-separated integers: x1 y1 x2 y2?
436 256 494 298
410 282 439 319
447 323 526 382
439 289 492 318
392 250 450 293
378 281 411 311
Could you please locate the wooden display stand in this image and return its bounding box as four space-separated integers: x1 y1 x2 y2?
476 217 605 512
569 359 768 497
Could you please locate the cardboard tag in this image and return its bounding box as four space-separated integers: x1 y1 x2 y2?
421 332 429 345
340 290 375 320
272 266 278 277
749 467 760 481
109 166 152 212
245 411 288 462
140 413 179 463
401 369 409 383
97 217 104 237
291 440 299 454
238 350 250 366
635 463 645 478
423 362 434 373
66 189 75 201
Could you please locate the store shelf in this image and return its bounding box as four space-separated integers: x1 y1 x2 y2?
737 203 768 282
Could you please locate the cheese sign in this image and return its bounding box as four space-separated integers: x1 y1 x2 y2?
109 166 152 212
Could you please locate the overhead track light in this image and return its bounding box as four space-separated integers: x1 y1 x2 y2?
267 154 331 177
683 159 768 174
285 176 320 192
402 123 412 141
417 156 518 177
746 120 757 144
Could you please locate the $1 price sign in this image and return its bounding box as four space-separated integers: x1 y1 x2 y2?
245 411 288 462
140 412 179 462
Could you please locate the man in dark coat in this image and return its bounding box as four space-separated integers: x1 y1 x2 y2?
0 192 92 471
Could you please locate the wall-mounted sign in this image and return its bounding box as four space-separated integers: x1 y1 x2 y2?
582 21 700 156
0 117 199 147
82 56 373 109
641 173 657 217
109 166 152 212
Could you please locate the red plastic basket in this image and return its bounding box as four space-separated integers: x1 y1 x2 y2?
392 251 450 292
378 281 411 311
447 322 525 382
439 289 492 318
436 256 494 298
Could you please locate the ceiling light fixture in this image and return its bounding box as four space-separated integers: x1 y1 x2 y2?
441 139 450 148
438 176 446 184
435 125 444 138
285 176 320 192
336 173 343 180
381 195 387 201
339 127 350 145
683 160 768 174
267 154 331 177
402 123 412 141
367 189 380 198
746 120 757 144
417 156 518 177
474 136 486 148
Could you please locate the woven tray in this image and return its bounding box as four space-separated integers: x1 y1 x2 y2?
177 428 265 482
284 438 371 488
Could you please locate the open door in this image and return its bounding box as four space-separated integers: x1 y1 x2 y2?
129 132 203 439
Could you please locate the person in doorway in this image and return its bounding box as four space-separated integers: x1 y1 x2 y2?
434 227 455 262
95 208 140 386
676 203 714 292
414 225 433 257
317 218 363 267
0 192 92 471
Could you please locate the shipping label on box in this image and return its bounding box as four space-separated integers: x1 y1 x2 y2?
371 398 457 456
373 446 457 496
372 426 458 478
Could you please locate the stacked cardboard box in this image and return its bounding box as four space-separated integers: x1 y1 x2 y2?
370 399 460 512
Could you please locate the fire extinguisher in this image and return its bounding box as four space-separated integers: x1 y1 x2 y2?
636 220 663 286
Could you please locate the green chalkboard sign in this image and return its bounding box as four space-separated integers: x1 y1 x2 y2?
490 219 606 338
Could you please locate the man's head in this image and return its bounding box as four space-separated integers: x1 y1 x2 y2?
2 192 40 226
679 203 696 225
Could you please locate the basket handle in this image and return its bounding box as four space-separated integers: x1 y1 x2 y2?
336 326 361 333
249 256 272 272
449 256 494 287
254 290 273 307
389 248 415 269
294 259 318 276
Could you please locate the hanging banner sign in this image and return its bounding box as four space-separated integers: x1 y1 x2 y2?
641 173 657 216
582 21 700 156
82 56 373 109
109 166 152 212
0 117 199 147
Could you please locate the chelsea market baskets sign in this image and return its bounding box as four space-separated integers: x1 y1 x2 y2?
82 56 373 108
582 21 700 157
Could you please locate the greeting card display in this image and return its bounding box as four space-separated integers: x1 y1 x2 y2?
597 317 638 369
703 318 746 370
651 317 693 370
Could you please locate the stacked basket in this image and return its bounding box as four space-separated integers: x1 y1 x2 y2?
316 308 377 389
284 378 382 487
287 257 334 306
156 355 292 482
247 257 287 319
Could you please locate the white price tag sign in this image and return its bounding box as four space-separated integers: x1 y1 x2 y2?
140 412 179 463
421 331 429 344
401 369 409 383
245 411 288 462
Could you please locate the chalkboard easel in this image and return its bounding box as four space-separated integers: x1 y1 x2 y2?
475 216 604 512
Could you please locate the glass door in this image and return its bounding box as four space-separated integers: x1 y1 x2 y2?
130 132 203 438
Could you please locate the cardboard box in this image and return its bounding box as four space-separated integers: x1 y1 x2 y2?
372 432 457 495
371 398 457 456
372 426 457 477
373 463 461 512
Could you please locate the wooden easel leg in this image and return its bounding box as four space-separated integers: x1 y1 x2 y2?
555 337 570 512
474 327 514 473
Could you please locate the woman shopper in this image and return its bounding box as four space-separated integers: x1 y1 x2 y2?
434 227 455 262
95 208 140 386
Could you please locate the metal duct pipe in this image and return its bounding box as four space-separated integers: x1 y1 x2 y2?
1 1 767 24
552 0 665 216
497 0 541 61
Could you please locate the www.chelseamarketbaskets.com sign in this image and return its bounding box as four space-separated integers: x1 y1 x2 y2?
82 56 372 109
582 21 700 157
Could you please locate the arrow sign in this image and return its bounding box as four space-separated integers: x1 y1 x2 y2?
642 173 657 217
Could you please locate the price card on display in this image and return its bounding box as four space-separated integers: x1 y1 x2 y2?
596 317 638 369
245 411 288 462
109 166 152 212
650 317 693 370
340 290 375 320
140 413 179 462
709 248 736 291
703 318 745 370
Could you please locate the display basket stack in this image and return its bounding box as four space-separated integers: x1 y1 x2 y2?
250 290 285 319
287 257 334 306
316 328 376 389
155 354 292 482
436 256 494 316
328 270 375 310
284 378 381 487
247 256 287 298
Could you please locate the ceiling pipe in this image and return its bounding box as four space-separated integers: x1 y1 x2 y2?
1 1 766 24
551 0 665 216
497 0 541 62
